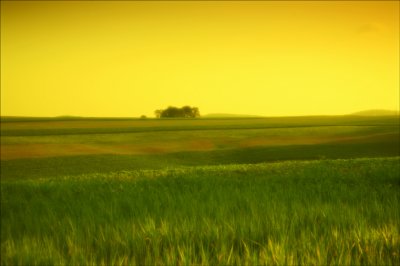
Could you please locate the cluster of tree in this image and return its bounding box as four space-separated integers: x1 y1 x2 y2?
155 106 200 118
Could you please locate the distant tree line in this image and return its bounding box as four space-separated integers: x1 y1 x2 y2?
155 106 200 118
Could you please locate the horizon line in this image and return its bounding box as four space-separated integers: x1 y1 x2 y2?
1 110 399 119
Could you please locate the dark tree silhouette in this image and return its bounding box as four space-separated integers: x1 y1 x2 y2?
156 106 200 118
154 109 163 118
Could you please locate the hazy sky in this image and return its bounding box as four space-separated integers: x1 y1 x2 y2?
1 1 399 117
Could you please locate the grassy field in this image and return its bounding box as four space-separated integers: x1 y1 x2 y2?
1 116 399 265
2 158 399 265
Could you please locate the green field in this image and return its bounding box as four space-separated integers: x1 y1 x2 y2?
1 116 399 265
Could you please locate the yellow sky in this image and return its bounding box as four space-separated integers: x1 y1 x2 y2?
1 1 399 117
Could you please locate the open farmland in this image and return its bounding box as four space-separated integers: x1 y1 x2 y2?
1 116 399 178
1 116 399 265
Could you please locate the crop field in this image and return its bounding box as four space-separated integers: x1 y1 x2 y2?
1 116 399 265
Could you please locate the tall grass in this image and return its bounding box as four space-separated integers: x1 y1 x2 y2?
1 158 399 265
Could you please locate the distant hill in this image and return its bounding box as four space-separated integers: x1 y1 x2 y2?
350 109 399 116
203 113 263 118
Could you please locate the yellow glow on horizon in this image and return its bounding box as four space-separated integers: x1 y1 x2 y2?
1 1 399 117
